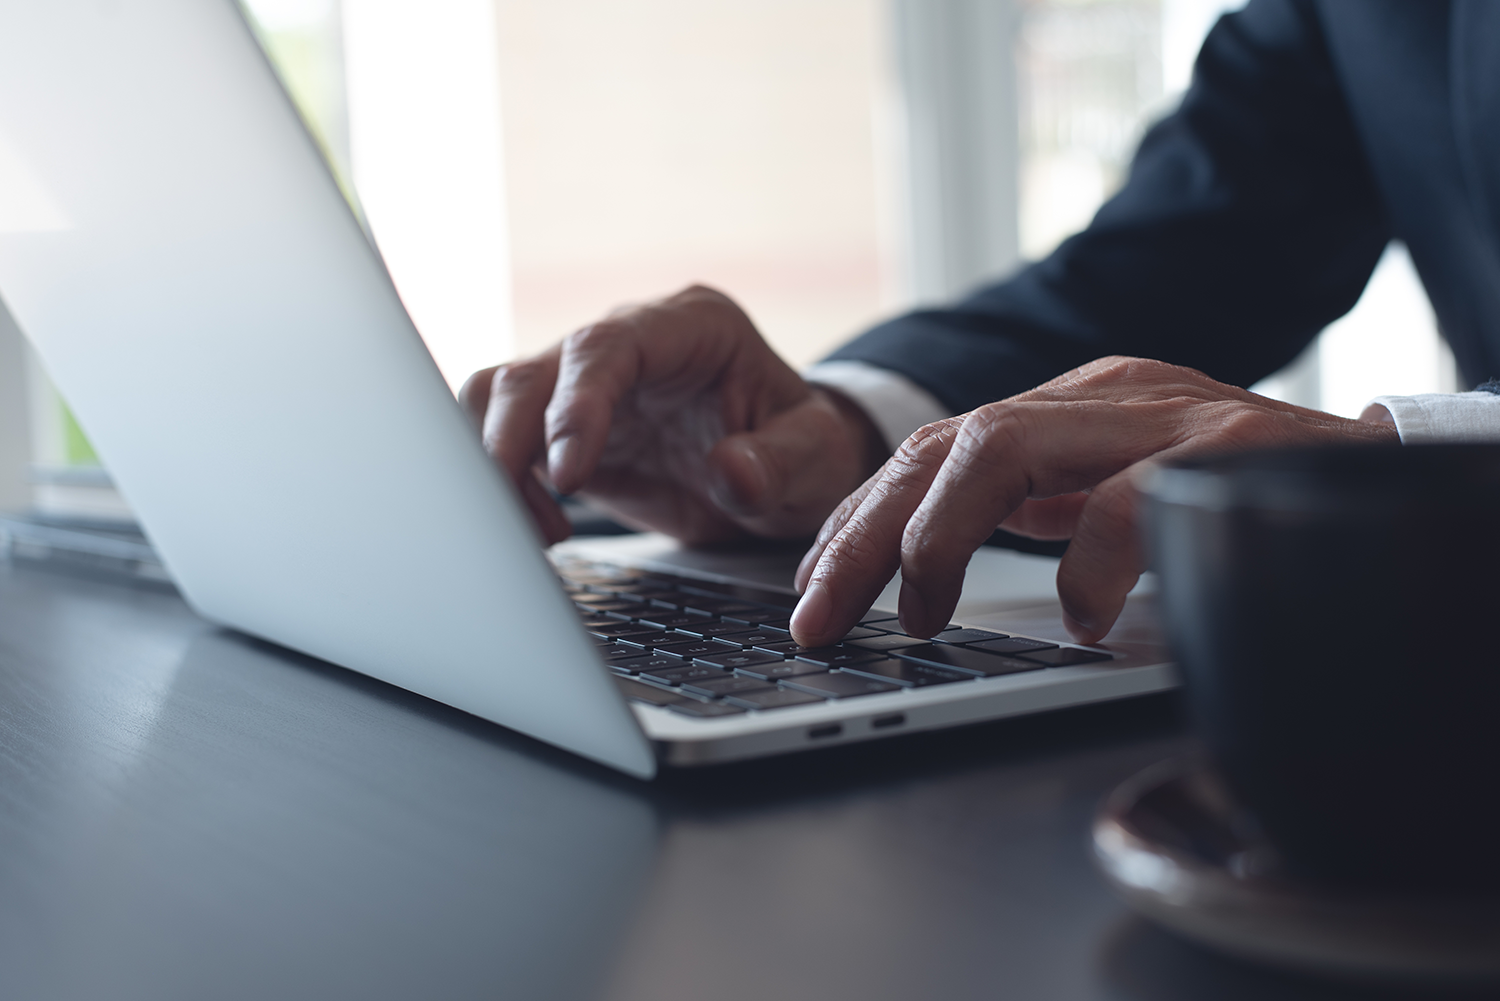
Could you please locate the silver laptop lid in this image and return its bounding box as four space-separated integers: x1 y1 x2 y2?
0 0 654 777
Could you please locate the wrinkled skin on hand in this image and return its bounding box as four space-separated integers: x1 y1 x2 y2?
789 356 1401 647
460 285 883 546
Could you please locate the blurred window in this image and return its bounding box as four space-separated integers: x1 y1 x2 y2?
1015 0 1455 412
492 0 899 370
1017 0 1164 260
12 0 1462 525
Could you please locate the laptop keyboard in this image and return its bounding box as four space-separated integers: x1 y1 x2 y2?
555 558 1114 719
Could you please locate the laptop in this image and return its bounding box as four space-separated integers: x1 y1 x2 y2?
0 0 1175 778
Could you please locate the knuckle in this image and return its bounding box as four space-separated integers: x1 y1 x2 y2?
675 282 728 304
1211 404 1283 447
960 401 1017 441
564 320 626 356
1083 483 1137 544
815 523 889 580
892 418 962 474
1091 355 1142 377
1060 355 1140 386
823 492 862 535
898 522 954 583
954 403 1029 466
1056 355 1206 395
491 359 546 393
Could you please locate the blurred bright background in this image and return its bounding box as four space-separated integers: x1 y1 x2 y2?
1 0 1458 525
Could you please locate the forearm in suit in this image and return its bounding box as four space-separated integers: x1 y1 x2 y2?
825 0 1391 417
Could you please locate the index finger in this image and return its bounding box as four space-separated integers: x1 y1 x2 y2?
789 418 964 646
479 348 573 544
543 288 751 493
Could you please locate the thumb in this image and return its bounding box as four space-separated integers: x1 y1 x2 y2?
705 401 832 518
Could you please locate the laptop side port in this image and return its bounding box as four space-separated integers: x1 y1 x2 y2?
808 724 843 740
871 713 906 730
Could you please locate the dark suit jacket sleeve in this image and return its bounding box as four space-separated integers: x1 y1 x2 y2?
825 0 1391 417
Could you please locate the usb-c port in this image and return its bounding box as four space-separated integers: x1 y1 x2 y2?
871 713 906 730
808 724 842 740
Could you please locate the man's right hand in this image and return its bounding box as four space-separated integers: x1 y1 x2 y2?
460 285 884 546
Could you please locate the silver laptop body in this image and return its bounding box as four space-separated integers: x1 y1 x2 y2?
0 0 1175 778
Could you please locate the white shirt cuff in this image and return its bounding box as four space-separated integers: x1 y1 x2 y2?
1366 391 1500 444
803 360 953 453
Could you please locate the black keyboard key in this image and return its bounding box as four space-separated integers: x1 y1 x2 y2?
641 663 734 687
893 644 1043 678
638 612 716 631
614 677 687 706
731 659 831 682
720 609 788 626
932 627 1010 644
609 653 685 676
601 645 656 662
839 659 972 688
859 613 900 626
600 603 657 620
691 649 787 671
576 599 648 615
680 674 777 698
839 626 885 641
723 688 828 710
617 630 680 650
716 629 790 648
710 589 797 612
779 673 902 699
750 639 808 656
655 639 733 659
671 620 750 640
666 700 747 718
966 636 1059 656
622 577 675 593
678 596 755 615
793 646 887 668
858 620 952 637
697 599 771 614
586 623 666 641
1016 646 1114 666
647 592 700 609
847 633 930 653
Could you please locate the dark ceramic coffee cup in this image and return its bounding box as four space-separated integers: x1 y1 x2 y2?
1142 444 1500 894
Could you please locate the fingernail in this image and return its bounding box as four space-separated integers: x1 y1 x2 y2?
547 434 580 490
790 581 832 642
897 580 929 637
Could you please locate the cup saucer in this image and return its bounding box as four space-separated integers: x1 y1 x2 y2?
1092 757 1500 982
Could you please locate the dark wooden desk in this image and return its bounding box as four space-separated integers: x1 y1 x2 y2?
0 560 1486 1001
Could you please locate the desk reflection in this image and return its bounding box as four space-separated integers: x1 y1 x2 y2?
0 562 1225 1001
0 619 658 1001
1097 918 1500 1001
